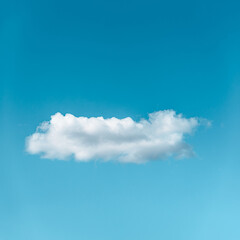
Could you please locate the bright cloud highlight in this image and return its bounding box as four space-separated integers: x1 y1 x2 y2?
26 110 206 163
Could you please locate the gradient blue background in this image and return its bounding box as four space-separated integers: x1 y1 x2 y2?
1 0 240 239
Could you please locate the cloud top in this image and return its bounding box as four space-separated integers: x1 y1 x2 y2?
26 110 204 163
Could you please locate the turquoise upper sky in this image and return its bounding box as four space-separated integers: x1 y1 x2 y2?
1 0 240 239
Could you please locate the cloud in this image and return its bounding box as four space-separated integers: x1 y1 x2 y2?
26 110 206 163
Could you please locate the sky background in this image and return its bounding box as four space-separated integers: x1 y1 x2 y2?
1 0 240 239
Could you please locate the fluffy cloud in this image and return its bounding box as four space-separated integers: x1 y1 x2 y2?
26 110 205 163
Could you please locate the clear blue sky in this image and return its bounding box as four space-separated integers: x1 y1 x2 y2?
1 0 240 239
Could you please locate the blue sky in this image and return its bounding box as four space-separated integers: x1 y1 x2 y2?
1 0 240 239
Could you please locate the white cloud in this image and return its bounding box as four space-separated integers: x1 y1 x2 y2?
26 110 206 163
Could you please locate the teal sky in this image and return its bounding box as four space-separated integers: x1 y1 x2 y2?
1 0 240 239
